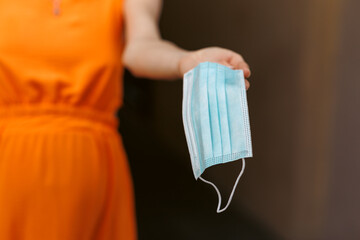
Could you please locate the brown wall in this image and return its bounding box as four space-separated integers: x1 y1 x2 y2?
144 0 359 239
156 0 308 238
325 0 360 238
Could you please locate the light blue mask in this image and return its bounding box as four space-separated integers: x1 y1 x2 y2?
182 61 252 213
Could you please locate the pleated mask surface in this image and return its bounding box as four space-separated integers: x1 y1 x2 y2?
182 61 252 213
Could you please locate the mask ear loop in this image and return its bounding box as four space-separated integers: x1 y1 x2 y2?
199 158 245 213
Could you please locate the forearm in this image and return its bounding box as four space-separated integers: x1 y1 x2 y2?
123 39 189 80
122 0 250 83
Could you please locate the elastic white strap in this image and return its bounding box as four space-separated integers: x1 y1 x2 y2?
199 158 245 213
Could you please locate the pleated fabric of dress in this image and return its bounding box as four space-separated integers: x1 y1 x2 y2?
0 0 137 239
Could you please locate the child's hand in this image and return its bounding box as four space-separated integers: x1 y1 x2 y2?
178 47 251 89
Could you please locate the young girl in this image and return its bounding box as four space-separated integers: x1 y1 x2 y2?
0 0 250 239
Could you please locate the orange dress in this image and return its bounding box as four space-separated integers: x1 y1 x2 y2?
0 0 137 239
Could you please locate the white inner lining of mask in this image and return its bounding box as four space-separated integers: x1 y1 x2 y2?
199 158 245 213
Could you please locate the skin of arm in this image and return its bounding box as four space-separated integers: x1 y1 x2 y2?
122 0 250 89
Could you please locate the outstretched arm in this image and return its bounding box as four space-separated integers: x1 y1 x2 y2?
122 0 250 88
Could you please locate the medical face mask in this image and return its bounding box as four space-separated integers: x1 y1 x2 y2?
182 61 252 213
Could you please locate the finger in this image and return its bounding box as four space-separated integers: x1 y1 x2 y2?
228 54 251 78
234 62 251 79
243 68 251 79
223 60 250 77
245 79 250 90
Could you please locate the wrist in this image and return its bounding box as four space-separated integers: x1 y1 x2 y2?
176 50 192 78
177 50 200 78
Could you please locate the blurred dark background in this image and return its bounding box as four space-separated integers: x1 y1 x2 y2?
118 0 360 239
